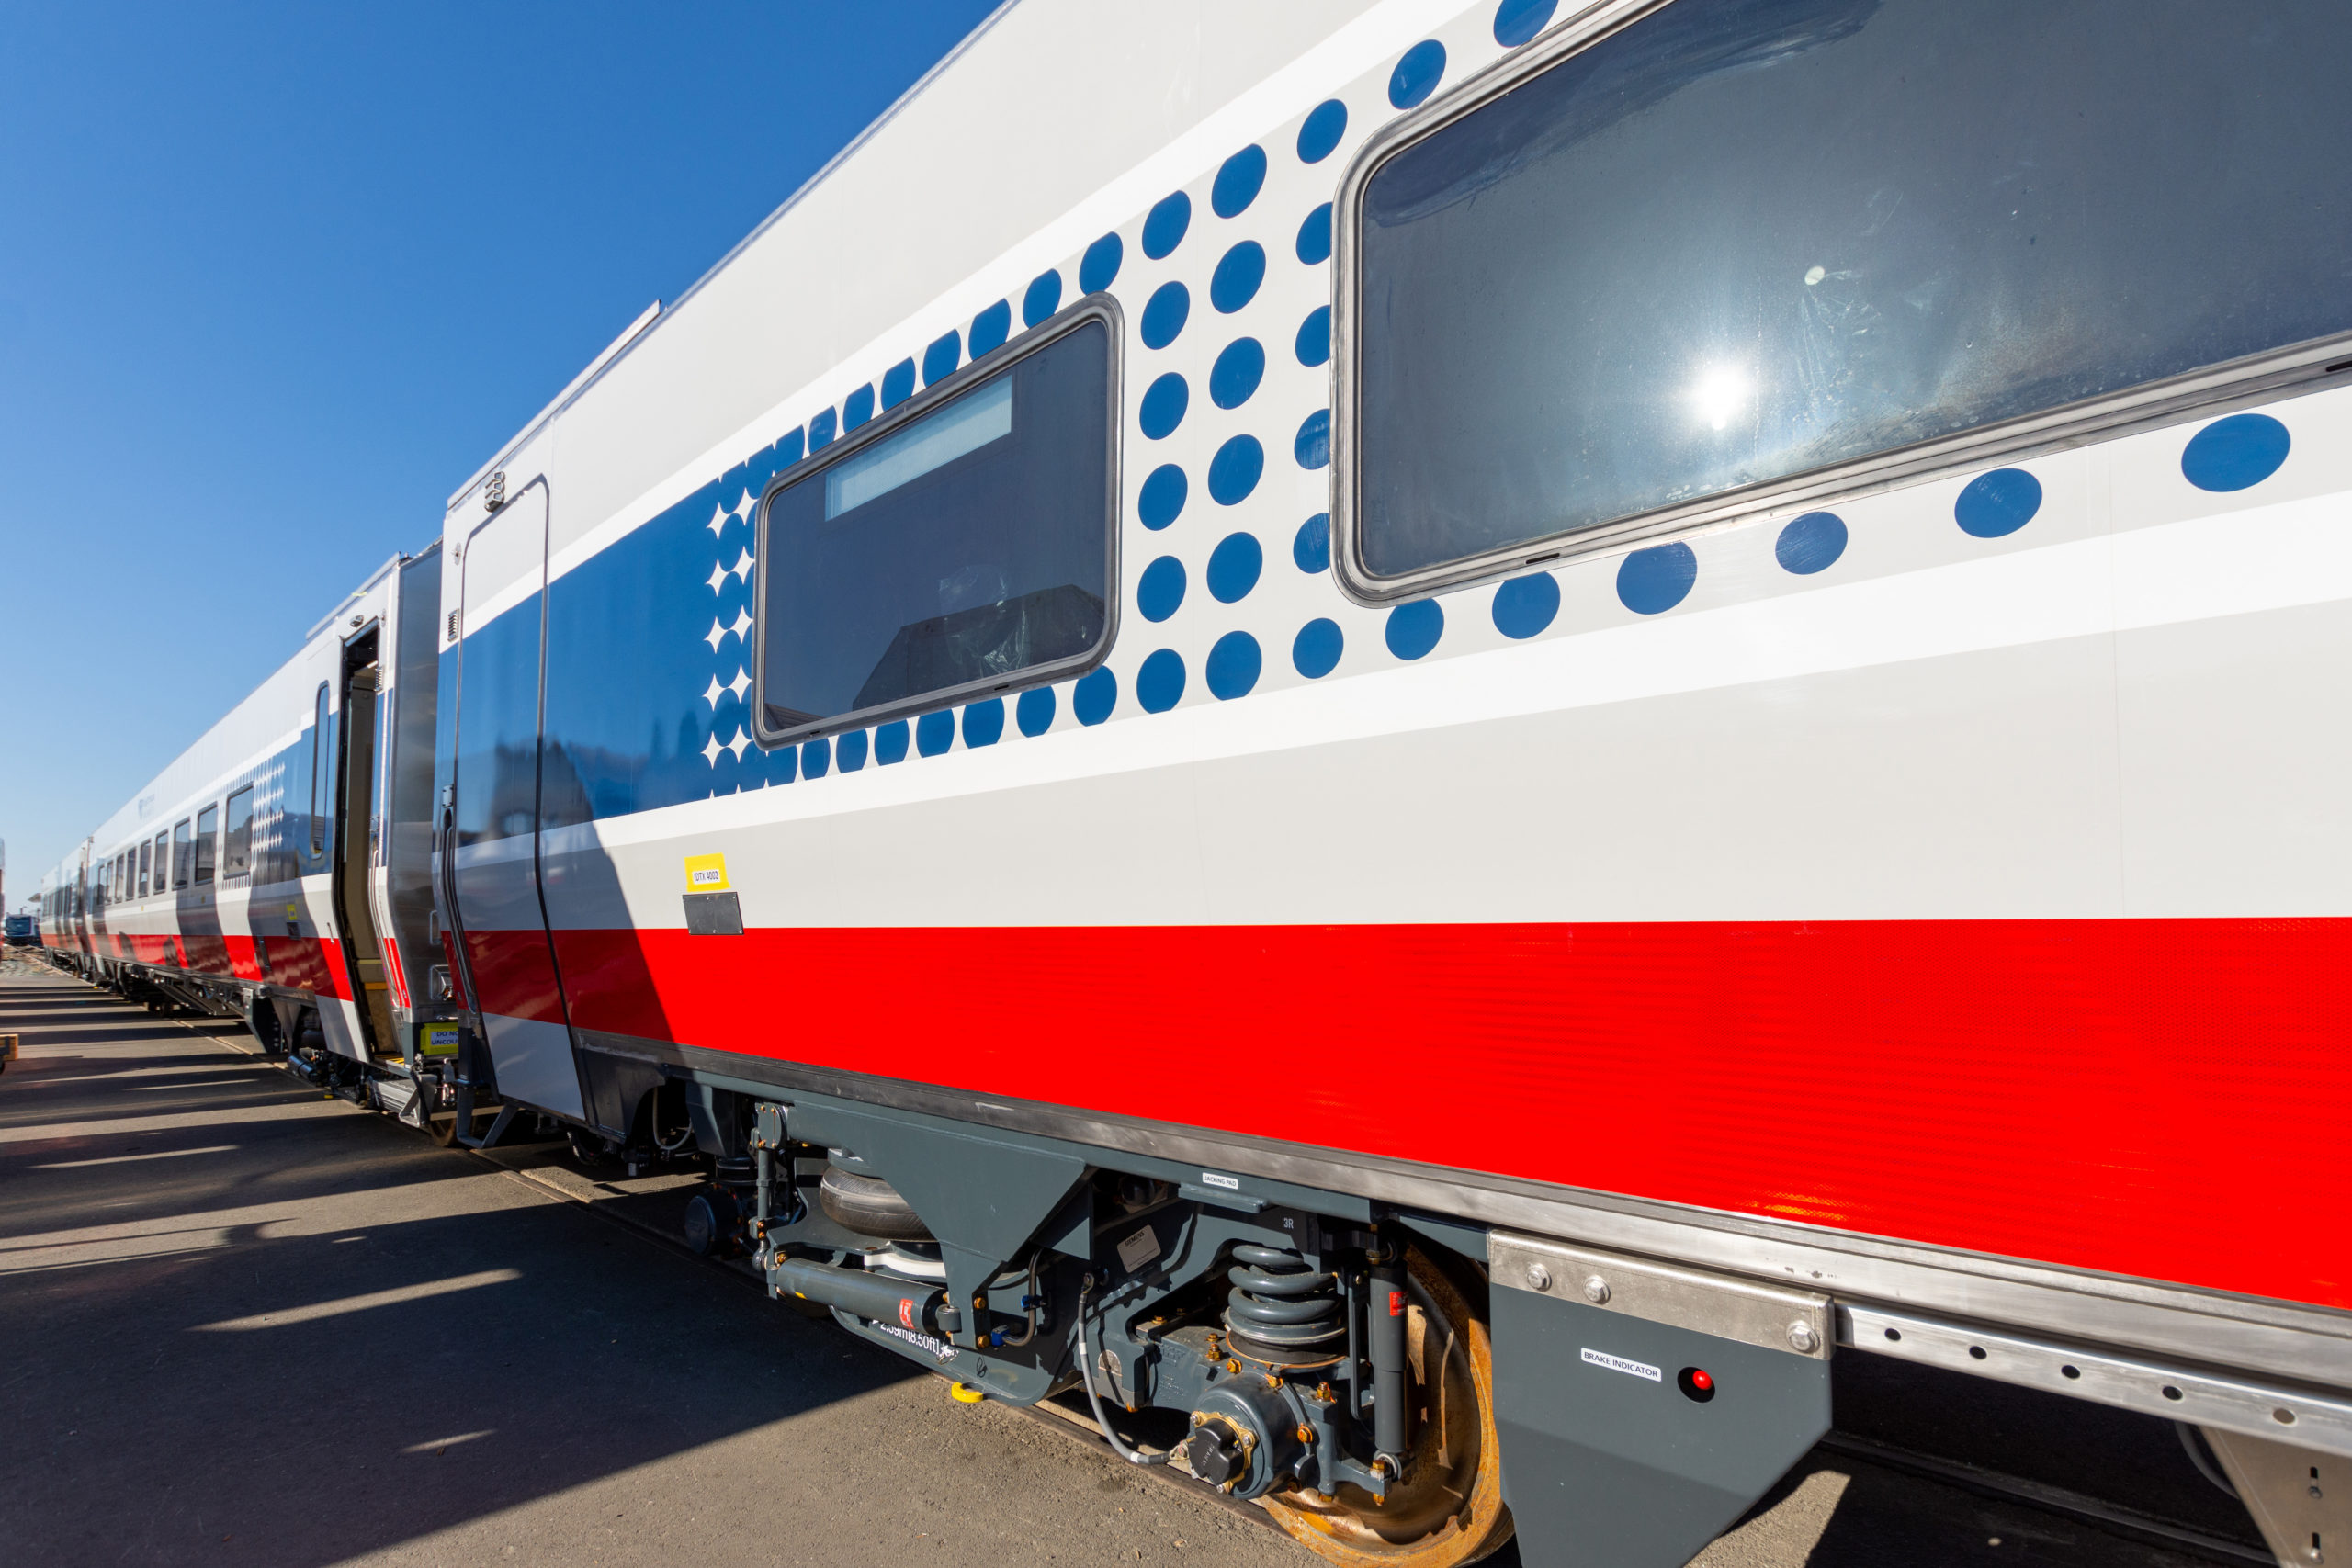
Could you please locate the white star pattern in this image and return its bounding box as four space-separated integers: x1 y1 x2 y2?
707 561 729 595
729 606 753 642
731 491 757 521
704 617 728 652
726 728 753 761
701 732 723 765
706 502 730 538
702 674 726 709
727 547 754 583
727 666 751 703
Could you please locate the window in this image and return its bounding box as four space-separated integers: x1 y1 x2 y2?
194 807 219 885
1344 0 2352 587
223 785 254 879
310 683 330 856
172 819 193 889
137 840 151 897
153 833 170 894
755 308 1115 739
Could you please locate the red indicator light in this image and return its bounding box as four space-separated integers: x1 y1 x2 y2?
1690 1369 1713 1392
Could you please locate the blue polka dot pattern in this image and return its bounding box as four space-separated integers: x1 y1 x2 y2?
922 331 960 387
1293 617 1343 677
1295 306 1331 367
1954 468 2042 537
1143 192 1191 260
1295 410 1331 470
842 385 875 431
1206 532 1263 603
1138 464 1188 531
1208 435 1265 504
876 719 910 764
1294 513 1331 573
882 358 917 410
1775 511 1847 574
1017 686 1055 737
774 427 806 468
836 729 869 772
2182 413 2290 491
1390 40 1446 108
1142 282 1191 349
916 711 956 757
1137 649 1186 713
1137 555 1187 622
1205 631 1262 699
1493 0 1557 45
1297 99 1348 164
962 697 1005 748
1491 572 1561 638
1296 203 1333 265
1212 145 1268 219
969 299 1012 357
1210 337 1265 408
808 408 838 450
1618 543 1697 614
1023 271 1063 327
1073 668 1117 726
1080 233 1123 293
1211 242 1266 313
769 744 798 785
1140 373 1189 439
1385 599 1444 660
801 737 831 778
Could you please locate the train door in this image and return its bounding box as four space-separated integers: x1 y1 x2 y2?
333 626 400 1057
446 481 586 1120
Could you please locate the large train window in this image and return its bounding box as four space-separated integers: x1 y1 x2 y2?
153 833 169 894
222 786 254 880
171 819 192 889
753 305 1116 741
193 805 220 885
309 682 329 856
1340 0 2352 591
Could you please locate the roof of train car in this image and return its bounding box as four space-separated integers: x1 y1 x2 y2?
442 0 1403 561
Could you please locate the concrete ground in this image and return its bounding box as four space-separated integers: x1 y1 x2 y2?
0 962 2268 1568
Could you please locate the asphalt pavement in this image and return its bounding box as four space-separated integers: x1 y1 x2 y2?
0 960 2272 1568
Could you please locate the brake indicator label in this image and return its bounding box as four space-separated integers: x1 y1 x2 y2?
1582 1348 1662 1382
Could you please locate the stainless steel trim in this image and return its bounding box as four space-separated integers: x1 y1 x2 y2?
749 295 1124 747
2202 1426 2345 1566
1492 1231 1831 1359
1326 0 2352 607
1842 1301 2352 1459
574 1027 2352 1393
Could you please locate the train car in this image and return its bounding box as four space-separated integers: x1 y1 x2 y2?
37 551 466 1127
40 2 2352 1565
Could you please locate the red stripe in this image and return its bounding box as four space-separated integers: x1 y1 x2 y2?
537 917 2352 1312
381 936 411 1011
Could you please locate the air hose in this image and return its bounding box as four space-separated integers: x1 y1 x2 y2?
1078 1275 1169 1467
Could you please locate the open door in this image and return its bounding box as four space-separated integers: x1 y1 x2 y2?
334 633 400 1056
447 481 587 1121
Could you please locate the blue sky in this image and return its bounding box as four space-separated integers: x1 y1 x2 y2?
0 0 1004 903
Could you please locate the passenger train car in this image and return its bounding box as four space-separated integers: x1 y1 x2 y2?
38 3 2352 1563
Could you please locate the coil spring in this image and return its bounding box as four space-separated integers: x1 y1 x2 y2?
1225 1243 1344 1366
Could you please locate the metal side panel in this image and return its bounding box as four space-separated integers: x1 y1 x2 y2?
1489 1234 1832 1568
2202 1427 2345 1568
481 1013 585 1121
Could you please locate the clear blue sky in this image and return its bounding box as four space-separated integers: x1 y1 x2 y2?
0 0 1004 905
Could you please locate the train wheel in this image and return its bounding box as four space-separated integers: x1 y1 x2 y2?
1262 1245 1515 1568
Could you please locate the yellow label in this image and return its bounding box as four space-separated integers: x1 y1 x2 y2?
684 852 730 892
419 1024 461 1056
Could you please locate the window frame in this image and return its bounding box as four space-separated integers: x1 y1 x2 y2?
1328 0 2352 605
172 819 193 889
137 840 151 898
749 296 1123 747
309 683 330 856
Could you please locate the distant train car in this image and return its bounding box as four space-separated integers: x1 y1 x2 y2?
44 4 2352 1565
